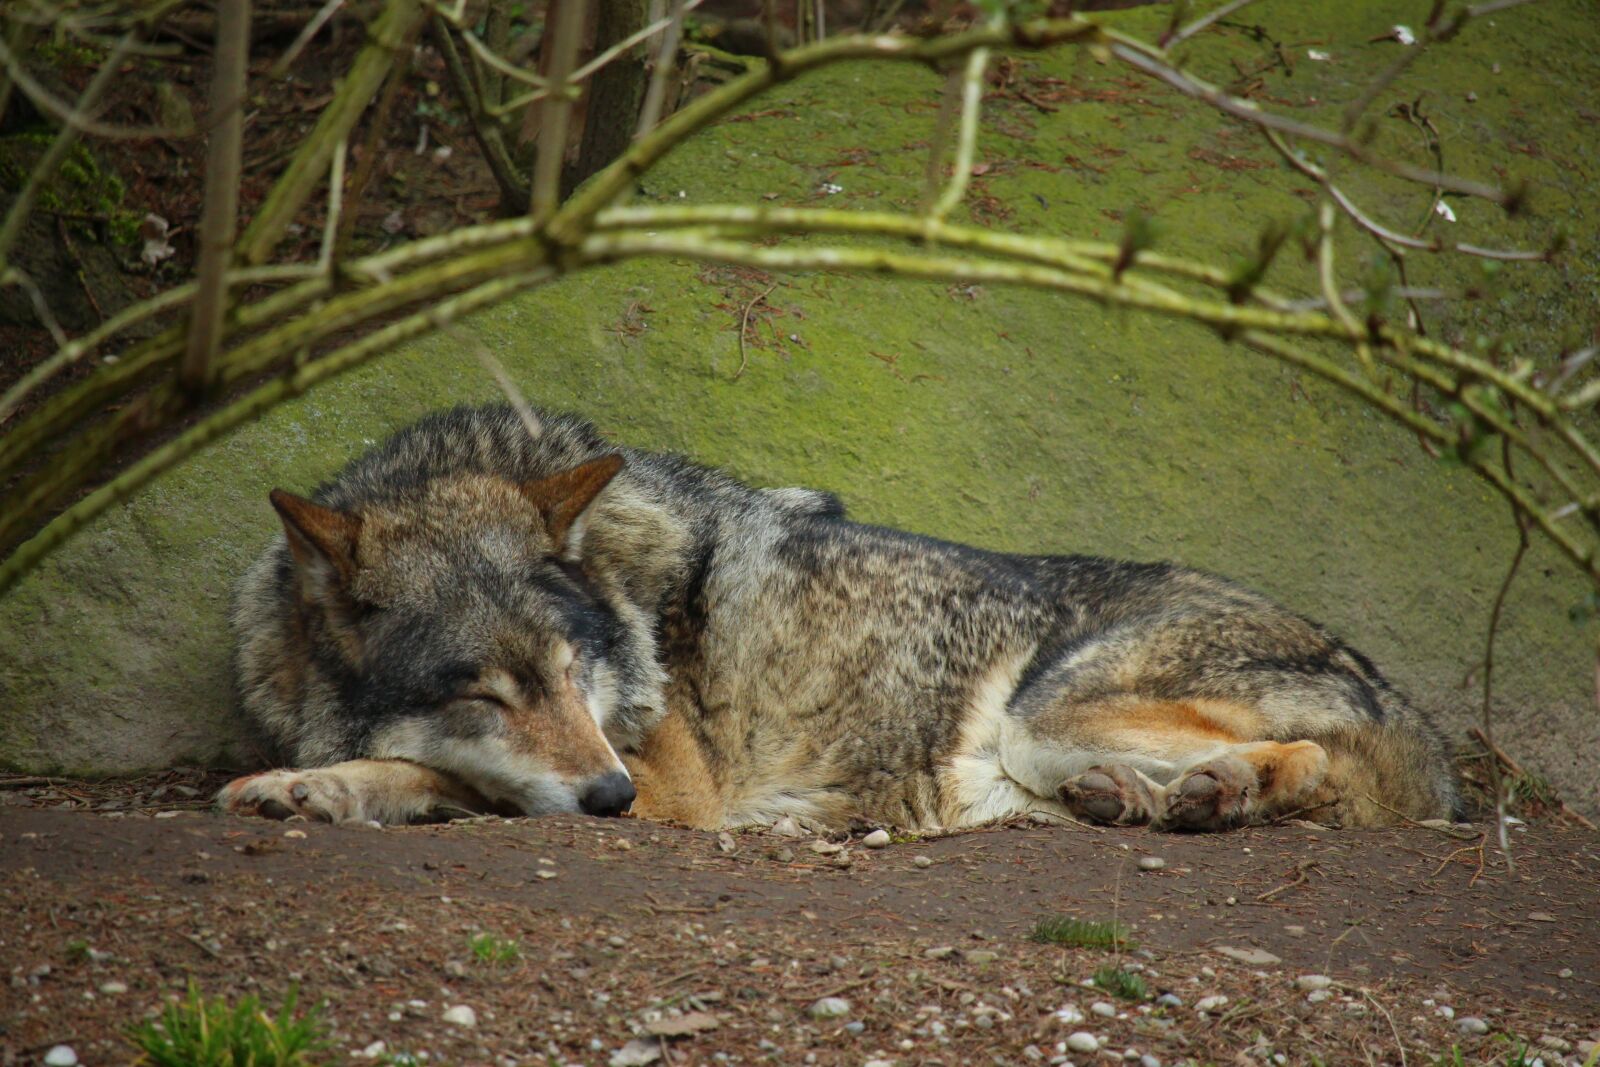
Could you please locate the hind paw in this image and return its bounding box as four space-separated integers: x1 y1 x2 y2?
1058 764 1160 826
1157 757 1256 831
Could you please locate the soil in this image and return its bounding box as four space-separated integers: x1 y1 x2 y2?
3 772 1598 1067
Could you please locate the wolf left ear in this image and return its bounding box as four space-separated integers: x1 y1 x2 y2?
519 454 624 557
269 489 363 592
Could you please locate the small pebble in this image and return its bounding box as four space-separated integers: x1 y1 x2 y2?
1195 995 1229 1013
43 1047 77 1067
1136 856 1165 871
912 855 933 868
844 1020 866 1035
1307 989 1331 1004
965 949 999 965
717 832 737 853
810 996 851 1019
771 847 795 863
771 816 804 838
98 980 128 995
1091 1001 1116 1018
862 829 891 849
925 946 956 960
1141 1057 1162 1067
1066 1032 1099 1054
1156 994 1182 1009
1055 1005 1086 1024
441 1004 477 1027
1457 1017 1489 1036
1023 1046 1045 1062
1295 975 1332 992
809 840 844 855
1436 1005 1455 1020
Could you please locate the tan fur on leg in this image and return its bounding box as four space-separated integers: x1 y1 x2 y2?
216 759 489 825
621 712 726 830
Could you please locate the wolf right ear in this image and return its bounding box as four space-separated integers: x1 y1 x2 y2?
269 489 363 592
519 454 624 559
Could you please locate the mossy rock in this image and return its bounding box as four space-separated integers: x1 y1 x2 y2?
2 0 1597 815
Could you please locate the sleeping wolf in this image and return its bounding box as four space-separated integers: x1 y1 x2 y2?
219 404 1461 831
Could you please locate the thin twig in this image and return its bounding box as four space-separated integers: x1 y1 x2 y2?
1478 439 1529 872
732 283 777 380
1163 0 1259 49
1361 989 1408 1067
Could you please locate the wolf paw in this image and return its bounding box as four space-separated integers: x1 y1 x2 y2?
216 763 479 825
216 769 372 824
1157 756 1256 831
1058 764 1160 825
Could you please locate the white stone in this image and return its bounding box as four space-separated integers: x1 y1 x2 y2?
1065 1033 1099 1054
1195 995 1229 1013
862 829 891 849
1458 1017 1489 1036
1054 1005 1085 1025
442 1004 477 1027
810 996 851 1019
1091 1002 1116 1017
98 980 128 994
1295 975 1332 992
912 855 933 868
43 1047 78 1067
1136 856 1165 871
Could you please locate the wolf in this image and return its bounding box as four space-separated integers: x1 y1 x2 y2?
218 403 1462 832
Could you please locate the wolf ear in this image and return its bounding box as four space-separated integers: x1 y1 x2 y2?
269 489 363 591
519 454 624 557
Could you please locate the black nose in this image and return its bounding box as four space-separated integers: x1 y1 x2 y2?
578 772 636 817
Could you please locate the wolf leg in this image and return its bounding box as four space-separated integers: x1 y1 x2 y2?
1058 764 1164 826
216 759 490 825
1155 740 1329 831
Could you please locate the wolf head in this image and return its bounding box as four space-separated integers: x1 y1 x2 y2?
269 455 637 817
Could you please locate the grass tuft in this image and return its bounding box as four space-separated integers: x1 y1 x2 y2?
127 982 329 1067
1093 965 1148 1001
468 931 521 965
1028 915 1132 949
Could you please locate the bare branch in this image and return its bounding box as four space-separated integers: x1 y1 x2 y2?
1109 41 1512 206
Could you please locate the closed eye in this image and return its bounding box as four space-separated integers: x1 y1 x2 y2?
462 691 512 710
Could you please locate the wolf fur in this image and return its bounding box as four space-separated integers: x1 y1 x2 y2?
219 404 1462 832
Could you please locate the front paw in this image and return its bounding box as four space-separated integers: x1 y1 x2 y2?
216 769 368 824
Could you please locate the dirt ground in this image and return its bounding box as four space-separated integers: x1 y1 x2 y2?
2 772 1597 1067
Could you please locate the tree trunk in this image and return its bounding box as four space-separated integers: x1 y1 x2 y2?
565 0 648 195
